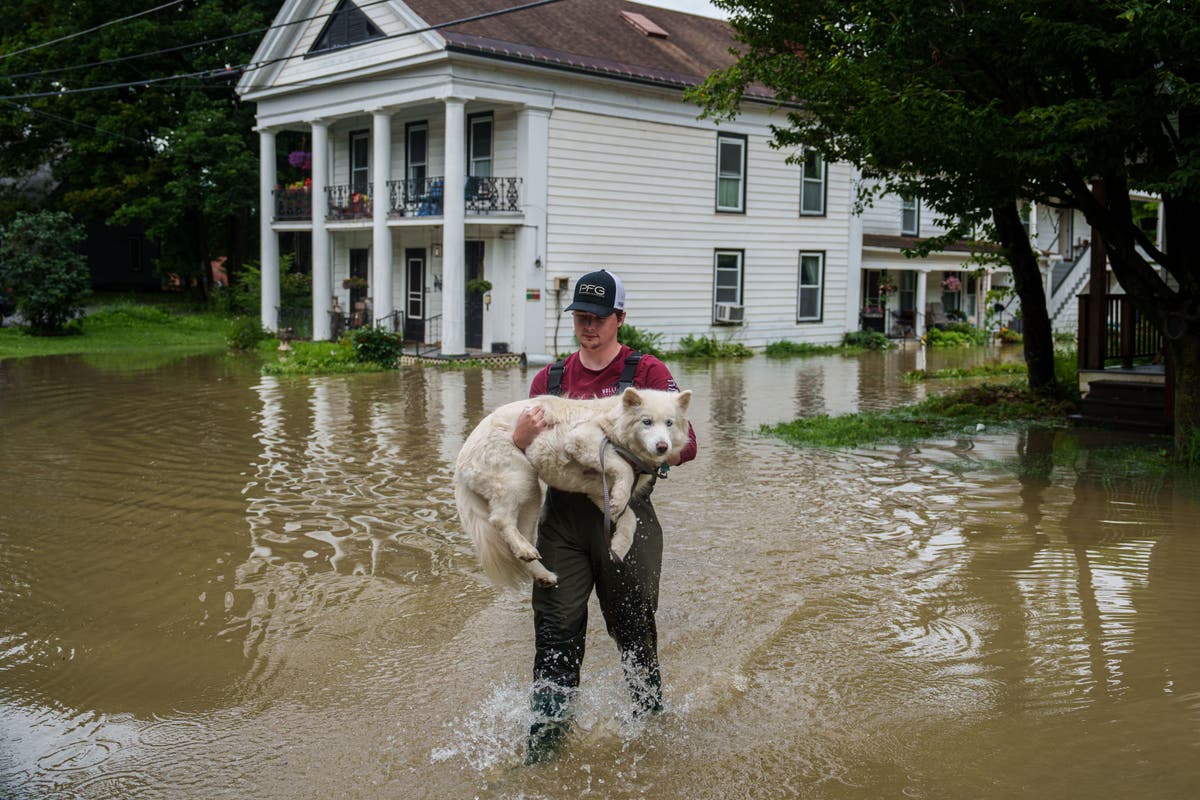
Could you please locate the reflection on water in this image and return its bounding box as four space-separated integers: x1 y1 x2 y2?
2 347 1199 799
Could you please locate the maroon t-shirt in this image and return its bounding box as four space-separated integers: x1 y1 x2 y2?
529 345 698 464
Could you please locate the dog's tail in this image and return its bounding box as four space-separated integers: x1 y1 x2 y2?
453 479 531 591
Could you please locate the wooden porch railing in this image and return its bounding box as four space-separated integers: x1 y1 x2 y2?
1077 293 1161 368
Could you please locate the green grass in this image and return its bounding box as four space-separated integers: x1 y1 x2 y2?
0 302 236 360
904 362 1029 381
259 338 386 375
763 383 1079 448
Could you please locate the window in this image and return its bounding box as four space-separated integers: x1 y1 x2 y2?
901 195 920 235
713 250 744 323
797 251 824 321
716 133 746 212
800 150 826 215
1059 208 1074 257
349 130 369 194
468 113 493 178
406 122 427 193
309 0 383 54
899 270 916 313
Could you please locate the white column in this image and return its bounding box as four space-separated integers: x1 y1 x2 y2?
844 165 864 333
371 110 393 328
311 120 332 340
517 106 551 355
258 128 280 332
440 98 467 355
915 268 928 338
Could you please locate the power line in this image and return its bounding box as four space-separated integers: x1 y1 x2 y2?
0 0 397 82
0 98 144 145
0 0 186 62
0 0 567 101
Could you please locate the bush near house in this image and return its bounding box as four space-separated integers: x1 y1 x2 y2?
674 334 754 359
349 326 403 367
617 323 666 359
925 323 990 348
841 331 892 350
0 211 91 335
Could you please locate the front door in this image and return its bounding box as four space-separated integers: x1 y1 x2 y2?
405 248 425 342
465 240 484 350
349 248 369 313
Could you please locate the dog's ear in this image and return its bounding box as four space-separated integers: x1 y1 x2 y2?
675 389 692 414
621 387 642 407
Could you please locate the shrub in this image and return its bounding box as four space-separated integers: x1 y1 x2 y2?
925 324 989 348
227 317 270 351
842 330 892 350
214 256 310 316
618 323 666 359
262 339 373 375
764 339 840 357
0 211 91 335
674 334 753 359
350 326 403 366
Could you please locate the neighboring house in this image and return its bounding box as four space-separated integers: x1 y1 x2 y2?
855 190 1001 338
237 0 864 355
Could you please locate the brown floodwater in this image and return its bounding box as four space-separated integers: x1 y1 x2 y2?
2 346 1199 799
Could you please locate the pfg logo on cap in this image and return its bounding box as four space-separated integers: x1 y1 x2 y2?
578 283 607 298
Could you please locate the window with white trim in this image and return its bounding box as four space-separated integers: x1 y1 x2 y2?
800 149 826 215
797 251 825 321
901 195 920 235
349 130 370 194
713 250 744 323
406 122 427 186
716 134 747 213
468 113 493 178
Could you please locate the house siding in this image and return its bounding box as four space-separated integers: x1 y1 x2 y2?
545 108 851 349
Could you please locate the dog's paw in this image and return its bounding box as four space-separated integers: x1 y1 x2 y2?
535 573 559 588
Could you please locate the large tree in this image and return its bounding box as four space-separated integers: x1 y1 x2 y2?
694 0 1200 450
0 0 276 287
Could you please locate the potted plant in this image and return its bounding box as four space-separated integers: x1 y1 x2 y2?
941 273 962 291
466 278 492 294
342 276 368 290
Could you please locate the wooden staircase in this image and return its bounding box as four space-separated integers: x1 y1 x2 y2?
1072 379 1170 433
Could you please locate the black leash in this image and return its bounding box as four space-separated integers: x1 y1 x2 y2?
597 435 669 537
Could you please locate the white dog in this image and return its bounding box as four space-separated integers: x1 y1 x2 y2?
453 387 692 589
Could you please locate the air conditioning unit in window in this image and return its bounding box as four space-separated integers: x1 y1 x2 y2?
715 303 745 324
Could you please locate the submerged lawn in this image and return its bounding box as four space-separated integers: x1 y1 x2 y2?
764 383 1080 448
0 304 236 360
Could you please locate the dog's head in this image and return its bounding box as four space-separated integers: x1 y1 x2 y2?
613 387 692 465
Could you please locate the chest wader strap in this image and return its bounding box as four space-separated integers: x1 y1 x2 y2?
546 351 642 397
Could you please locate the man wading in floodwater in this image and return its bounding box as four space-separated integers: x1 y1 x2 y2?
512 269 698 764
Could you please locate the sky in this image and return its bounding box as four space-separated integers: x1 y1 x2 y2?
634 0 727 19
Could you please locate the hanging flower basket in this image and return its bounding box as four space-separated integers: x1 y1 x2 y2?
287 150 312 171
941 274 962 291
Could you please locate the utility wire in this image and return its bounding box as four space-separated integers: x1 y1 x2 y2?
0 98 144 145
0 0 567 101
0 0 186 62
0 0 397 81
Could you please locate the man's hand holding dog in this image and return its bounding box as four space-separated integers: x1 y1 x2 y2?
513 406 550 451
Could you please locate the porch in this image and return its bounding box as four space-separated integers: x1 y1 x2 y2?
1073 293 1171 433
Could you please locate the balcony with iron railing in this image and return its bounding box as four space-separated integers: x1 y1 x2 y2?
272 176 521 223
327 184 373 220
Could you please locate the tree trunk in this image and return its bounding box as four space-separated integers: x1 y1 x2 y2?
992 202 1056 391
1167 333 1200 457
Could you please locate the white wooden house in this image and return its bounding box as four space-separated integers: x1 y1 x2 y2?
238 0 867 356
